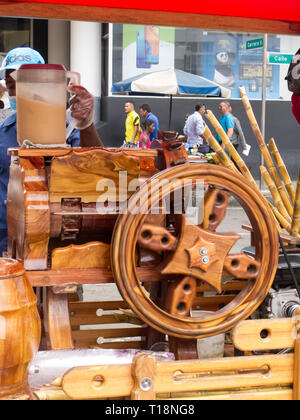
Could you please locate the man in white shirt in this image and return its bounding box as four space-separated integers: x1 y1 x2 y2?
183 104 206 150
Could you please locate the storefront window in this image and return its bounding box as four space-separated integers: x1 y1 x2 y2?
111 23 300 100
0 18 31 65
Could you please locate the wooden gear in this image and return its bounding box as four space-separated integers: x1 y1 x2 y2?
112 163 279 339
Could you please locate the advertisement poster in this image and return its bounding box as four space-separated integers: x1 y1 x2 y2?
201 33 280 99
122 24 175 80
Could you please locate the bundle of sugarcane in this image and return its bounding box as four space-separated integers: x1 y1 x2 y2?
260 166 292 223
239 86 295 231
205 109 257 189
201 124 238 173
269 137 296 204
203 106 290 235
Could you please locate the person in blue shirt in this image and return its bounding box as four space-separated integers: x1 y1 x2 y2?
139 104 159 141
0 47 103 256
216 101 235 148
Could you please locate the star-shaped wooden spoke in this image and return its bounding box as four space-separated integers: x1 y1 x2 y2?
161 216 240 293
186 236 219 272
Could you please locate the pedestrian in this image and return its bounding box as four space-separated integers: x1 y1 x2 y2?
183 104 206 150
216 101 235 149
139 103 159 141
228 105 247 152
123 100 141 148
0 46 103 256
139 118 155 149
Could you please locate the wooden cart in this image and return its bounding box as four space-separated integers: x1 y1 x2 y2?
0 0 299 400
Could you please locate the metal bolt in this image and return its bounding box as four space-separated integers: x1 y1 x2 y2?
200 247 208 256
70 311 75 317
202 256 210 265
140 377 153 391
29 365 40 375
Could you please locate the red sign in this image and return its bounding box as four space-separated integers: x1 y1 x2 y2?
6 0 300 23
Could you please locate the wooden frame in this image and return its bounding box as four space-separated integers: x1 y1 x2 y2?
0 2 300 35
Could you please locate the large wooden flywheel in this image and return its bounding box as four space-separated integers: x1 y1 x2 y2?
112 164 278 339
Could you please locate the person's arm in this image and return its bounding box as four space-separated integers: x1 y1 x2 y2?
80 123 103 147
68 84 103 147
226 114 235 141
195 116 205 136
130 125 139 144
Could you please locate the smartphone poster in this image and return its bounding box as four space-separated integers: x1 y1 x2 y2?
136 29 150 69
145 25 159 65
122 25 175 80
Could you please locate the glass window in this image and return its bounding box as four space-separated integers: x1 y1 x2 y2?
0 18 31 65
110 24 300 101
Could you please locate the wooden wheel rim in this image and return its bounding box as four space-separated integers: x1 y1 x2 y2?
112 164 279 339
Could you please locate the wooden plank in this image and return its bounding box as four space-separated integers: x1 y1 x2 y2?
49 149 140 203
52 242 111 269
62 354 294 399
232 318 296 351
193 294 236 307
197 280 246 293
164 388 292 400
1 3 300 36
69 300 128 311
27 267 162 287
72 327 147 339
73 334 143 349
293 307 300 400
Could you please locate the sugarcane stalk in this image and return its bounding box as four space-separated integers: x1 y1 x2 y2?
268 167 293 217
260 166 292 222
239 87 294 211
291 171 300 236
205 110 257 189
269 137 295 204
239 86 267 149
268 201 291 232
211 153 221 165
202 125 238 173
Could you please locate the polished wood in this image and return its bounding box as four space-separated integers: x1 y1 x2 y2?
0 258 41 399
231 318 296 351
0 2 300 36
293 308 300 400
43 288 74 350
162 142 189 169
202 188 229 231
7 156 50 269
49 148 140 203
68 300 147 349
138 224 177 252
131 352 156 400
62 353 294 400
26 266 163 287
224 253 260 279
112 163 279 339
52 241 111 269
60 314 300 400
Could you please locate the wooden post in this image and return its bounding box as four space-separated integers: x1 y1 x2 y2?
293 307 300 400
131 352 157 400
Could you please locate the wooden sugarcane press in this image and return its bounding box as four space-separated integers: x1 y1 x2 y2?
6 141 279 359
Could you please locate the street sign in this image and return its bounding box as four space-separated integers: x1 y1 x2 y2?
268 53 293 65
246 38 264 50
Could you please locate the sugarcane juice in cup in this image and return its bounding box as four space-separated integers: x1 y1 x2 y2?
17 95 66 145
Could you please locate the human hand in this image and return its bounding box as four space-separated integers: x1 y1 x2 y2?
67 84 94 130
